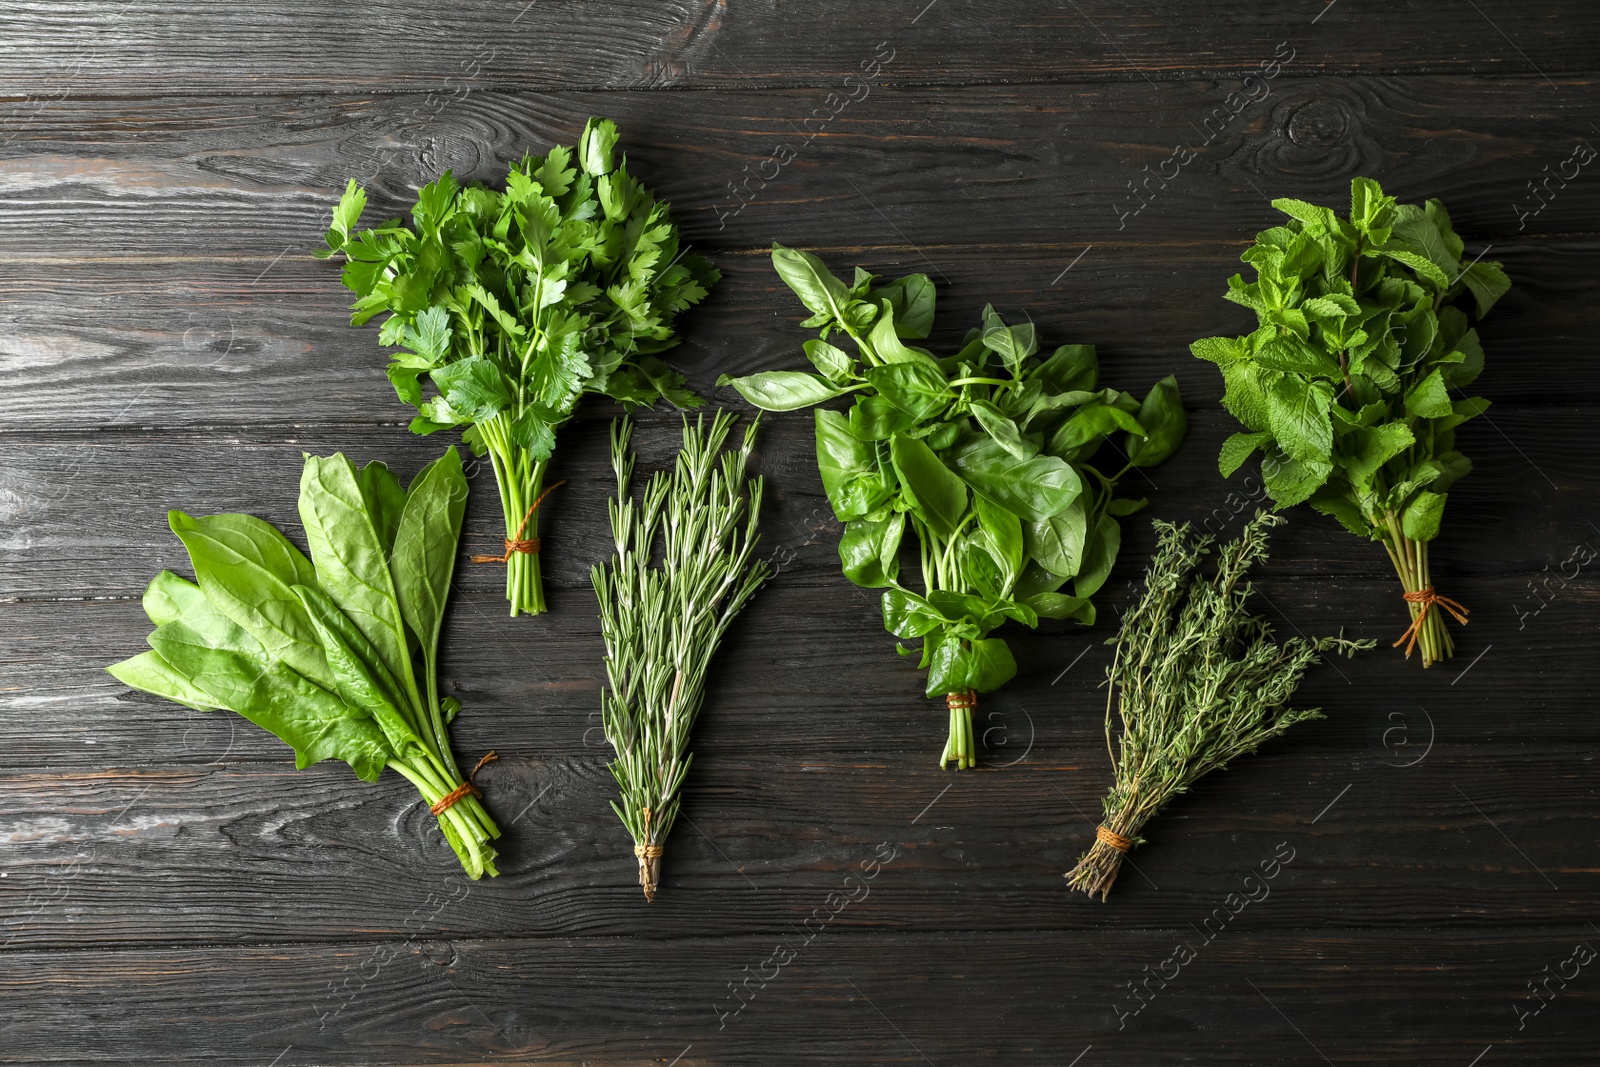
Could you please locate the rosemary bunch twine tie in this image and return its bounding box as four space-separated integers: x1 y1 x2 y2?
471 481 566 563
636 807 665 902
429 751 498 816
1392 587 1469 659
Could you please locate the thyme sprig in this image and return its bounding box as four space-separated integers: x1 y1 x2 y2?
592 412 770 900
1066 511 1372 901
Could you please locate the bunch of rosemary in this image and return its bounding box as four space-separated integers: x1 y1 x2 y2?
1066 512 1371 901
592 412 769 900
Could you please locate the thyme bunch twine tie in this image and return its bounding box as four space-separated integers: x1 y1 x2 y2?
471 481 566 563
1393 587 1469 658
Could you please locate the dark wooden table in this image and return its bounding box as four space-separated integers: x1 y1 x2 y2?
3 4 1597 1064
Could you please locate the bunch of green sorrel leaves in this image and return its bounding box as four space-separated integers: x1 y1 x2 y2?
318 116 720 616
1066 512 1372 901
107 448 502 879
1191 177 1509 667
722 244 1186 769
592 413 769 900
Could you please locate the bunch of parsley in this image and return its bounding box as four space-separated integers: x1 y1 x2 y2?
1191 178 1509 666
723 245 1185 768
318 117 720 615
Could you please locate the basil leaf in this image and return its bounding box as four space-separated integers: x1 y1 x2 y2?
1023 592 1096 624
849 394 915 441
973 494 1024 587
969 399 1036 460
1126 375 1186 467
1037 344 1098 392
771 243 851 321
890 433 968 538
866 361 951 420
924 633 1017 697
1023 495 1088 578
721 370 852 411
883 587 944 638
1073 513 1121 600
804 338 855 382
839 512 904 589
876 273 935 338
952 439 1083 522
815 409 892 521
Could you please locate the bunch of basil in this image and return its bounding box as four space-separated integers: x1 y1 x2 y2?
108 448 502 878
722 245 1185 768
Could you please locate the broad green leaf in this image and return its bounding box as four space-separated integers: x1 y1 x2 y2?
1126 375 1186 467
298 454 413 696
1037 344 1098 391
720 370 851 411
294 583 422 755
839 512 904 588
924 633 1017 697
1274 197 1338 230
1391 213 1457 275
1339 421 1414 489
431 356 512 422
973 493 1024 587
1381 248 1451 290
391 447 468 675
147 618 390 782
866 361 950 419
953 439 1083 523
1266 376 1335 465
803 338 854 382
1403 368 1452 418
1309 483 1372 538
579 116 619 176
815 408 892 521
1253 334 1342 378
877 274 935 338
848 394 915 441
882 587 943 639
142 569 207 628
980 305 1037 376
357 461 407 556
867 300 936 365
107 649 223 713
969 399 1035 460
1073 513 1121 599
1402 490 1447 542
1461 259 1511 317
1190 336 1248 366
1046 401 1145 462
771 243 850 322
168 510 331 689
1219 431 1271 477
1023 592 1095 624
890 433 968 538
1023 495 1088 577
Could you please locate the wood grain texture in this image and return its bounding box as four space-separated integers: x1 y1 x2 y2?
0 1 1596 93
3 2 1598 1064
5 931 1597 1066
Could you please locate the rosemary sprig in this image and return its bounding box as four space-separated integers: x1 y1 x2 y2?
592 412 770 900
1066 511 1373 901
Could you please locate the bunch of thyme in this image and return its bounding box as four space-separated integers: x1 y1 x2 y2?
1066 511 1372 901
592 412 769 900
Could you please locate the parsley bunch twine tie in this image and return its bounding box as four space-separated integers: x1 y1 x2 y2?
470 480 565 563
1394 586 1470 658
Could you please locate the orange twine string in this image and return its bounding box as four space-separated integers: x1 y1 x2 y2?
471 481 566 563
429 751 498 816
1392 587 1470 658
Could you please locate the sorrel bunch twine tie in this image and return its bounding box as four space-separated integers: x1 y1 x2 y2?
429 751 499 816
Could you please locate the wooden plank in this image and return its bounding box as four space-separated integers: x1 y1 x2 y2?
0 741 1593 948
0 2 1596 94
4 930 1596 1065
1 81 1595 429
0 407 1592 600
